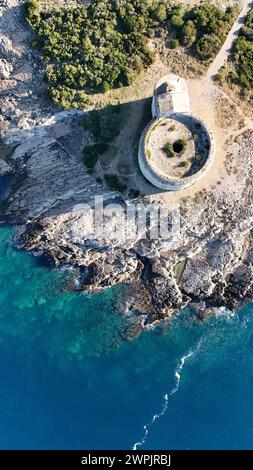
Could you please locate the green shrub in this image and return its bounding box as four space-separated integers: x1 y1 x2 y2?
229 10 253 90
170 38 179 49
245 8 253 28
30 38 42 49
195 33 221 61
182 20 197 47
178 160 189 168
84 104 123 143
216 64 229 83
50 85 89 110
171 13 185 29
169 5 185 29
25 0 239 110
26 0 41 27
153 3 167 23
83 143 108 170
128 188 140 198
241 26 253 41
170 2 239 61
104 174 127 192
26 0 164 108
102 82 111 93
146 149 152 160
164 141 176 158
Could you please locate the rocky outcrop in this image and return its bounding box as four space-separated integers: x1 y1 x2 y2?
0 1 51 132
1 0 253 328
6 126 253 324
3 112 114 221
0 158 12 176
0 58 12 79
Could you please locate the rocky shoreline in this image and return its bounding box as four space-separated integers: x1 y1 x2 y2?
13 127 253 324
1 0 253 326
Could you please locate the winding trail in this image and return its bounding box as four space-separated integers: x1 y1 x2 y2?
207 0 253 79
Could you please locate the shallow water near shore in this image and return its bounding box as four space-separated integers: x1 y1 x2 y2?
1 224 253 450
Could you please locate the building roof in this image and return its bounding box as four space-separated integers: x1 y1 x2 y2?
153 74 190 118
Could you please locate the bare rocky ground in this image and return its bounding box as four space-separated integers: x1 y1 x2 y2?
1 0 253 327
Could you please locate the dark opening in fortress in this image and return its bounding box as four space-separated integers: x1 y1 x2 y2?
173 140 184 154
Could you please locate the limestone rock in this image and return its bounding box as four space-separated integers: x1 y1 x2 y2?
1 0 253 329
0 58 12 79
0 158 12 176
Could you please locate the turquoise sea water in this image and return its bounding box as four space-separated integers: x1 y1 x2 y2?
1 223 253 450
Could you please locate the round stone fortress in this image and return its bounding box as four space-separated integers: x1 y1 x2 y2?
138 74 215 190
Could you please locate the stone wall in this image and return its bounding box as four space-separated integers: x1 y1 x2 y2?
138 114 215 191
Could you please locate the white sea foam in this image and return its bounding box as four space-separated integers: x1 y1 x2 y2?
74 278 81 287
214 306 236 321
132 338 203 450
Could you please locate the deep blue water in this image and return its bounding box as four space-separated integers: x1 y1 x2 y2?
1 224 253 450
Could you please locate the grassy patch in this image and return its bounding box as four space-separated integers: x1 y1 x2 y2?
146 149 152 160
164 141 176 158
174 259 187 282
178 160 189 168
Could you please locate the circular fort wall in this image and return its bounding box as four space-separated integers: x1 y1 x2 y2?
138 114 215 191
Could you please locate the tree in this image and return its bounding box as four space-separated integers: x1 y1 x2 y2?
153 3 167 22
182 20 197 47
170 38 179 49
195 33 221 60
26 0 160 105
171 13 184 29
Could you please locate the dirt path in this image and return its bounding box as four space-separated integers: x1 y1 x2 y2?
160 0 253 205
207 0 253 79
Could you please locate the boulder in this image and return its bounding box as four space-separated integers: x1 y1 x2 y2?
0 58 12 79
0 158 12 177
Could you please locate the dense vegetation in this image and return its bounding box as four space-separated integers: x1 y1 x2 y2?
229 8 253 89
26 1 239 110
26 0 168 108
217 8 253 91
169 2 239 61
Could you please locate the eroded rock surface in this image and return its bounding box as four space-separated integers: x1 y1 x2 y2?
7 126 252 324
1 0 253 327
